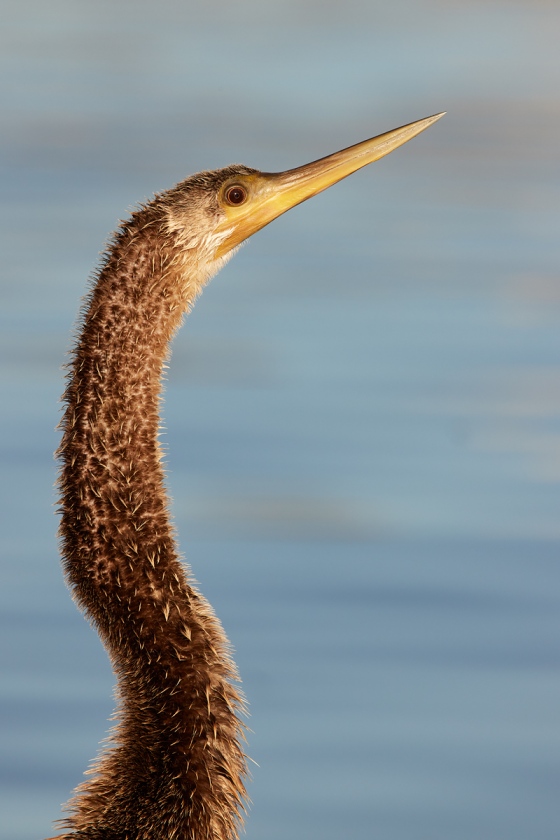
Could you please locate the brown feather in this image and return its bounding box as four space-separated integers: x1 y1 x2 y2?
50 113 443 840
54 167 256 840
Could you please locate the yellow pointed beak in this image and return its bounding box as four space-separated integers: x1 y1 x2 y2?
214 112 444 258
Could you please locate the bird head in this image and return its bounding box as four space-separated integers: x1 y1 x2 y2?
161 112 444 282
212 112 444 259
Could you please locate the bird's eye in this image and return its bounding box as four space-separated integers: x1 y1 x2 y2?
224 185 248 206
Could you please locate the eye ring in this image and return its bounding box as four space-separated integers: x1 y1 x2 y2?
224 185 248 206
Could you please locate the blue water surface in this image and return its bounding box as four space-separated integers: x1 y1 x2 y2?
1 1 560 838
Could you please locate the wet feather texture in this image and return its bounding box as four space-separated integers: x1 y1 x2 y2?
56 172 251 840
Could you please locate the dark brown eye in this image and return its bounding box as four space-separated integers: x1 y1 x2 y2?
224 185 247 206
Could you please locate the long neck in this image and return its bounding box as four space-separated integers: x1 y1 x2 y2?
57 215 246 840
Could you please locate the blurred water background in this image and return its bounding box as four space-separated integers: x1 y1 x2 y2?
1 1 560 838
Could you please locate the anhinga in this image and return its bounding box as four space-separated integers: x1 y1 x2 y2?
49 112 444 840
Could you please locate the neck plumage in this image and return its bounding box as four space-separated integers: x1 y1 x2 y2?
56 207 246 840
